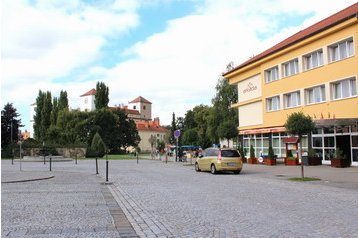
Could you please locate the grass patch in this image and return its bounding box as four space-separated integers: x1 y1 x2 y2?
86 154 143 160
288 177 321 182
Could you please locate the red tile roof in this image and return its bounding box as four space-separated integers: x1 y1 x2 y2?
223 3 358 76
135 120 168 133
109 106 141 115
129 96 152 104
80 88 96 97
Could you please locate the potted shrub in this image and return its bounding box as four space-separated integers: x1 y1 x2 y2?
266 145 276 166
285 150 298 166
247 145 257 164
331 148 351 168
238 146 246 163
306 148 322 165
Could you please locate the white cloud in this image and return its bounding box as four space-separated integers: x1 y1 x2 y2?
1 0 140 128
1 0 356 130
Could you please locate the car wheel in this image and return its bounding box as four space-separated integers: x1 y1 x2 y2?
234 170 241 174
195 163 201 172
210 164 217 174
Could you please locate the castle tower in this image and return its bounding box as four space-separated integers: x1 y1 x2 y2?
128 96 152 120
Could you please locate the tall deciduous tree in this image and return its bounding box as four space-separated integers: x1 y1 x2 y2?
285 112 315 178
41 91 52 141
209 77 238 144
34 90 45 141
95 81 109 110
1 103 22 148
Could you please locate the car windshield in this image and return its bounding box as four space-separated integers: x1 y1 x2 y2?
221 150 240 157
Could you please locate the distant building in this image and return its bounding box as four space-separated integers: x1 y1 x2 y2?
128 96 152 121
80 88 96 112
135 118 169 152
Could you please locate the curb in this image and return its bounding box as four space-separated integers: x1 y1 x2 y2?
2 176 55 184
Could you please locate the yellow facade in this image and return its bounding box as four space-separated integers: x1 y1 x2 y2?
224 6 358 166
226 18 358 131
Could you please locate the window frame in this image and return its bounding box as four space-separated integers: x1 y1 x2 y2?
303 49 323 71
264 66 279 83
283 91 301 109
328 37 354 63
282 58 299 77
331 77 357 100
266 96 280 112
305 85 326 105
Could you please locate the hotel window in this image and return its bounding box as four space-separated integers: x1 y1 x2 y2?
282 58 299 77
266 96 280 112
265 66 279 83
303 49 323 70
331 77 357 100
305 85 326 104
284 91 300 108
328 37 354 62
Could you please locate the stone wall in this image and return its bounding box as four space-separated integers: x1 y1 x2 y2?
18 147 87 158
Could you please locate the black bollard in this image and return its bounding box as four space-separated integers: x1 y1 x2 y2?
49 156 52 171
95 157 98 174
106 160 109 182
75 154 77 165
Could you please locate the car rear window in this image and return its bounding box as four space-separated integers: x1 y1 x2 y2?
221 150 240 157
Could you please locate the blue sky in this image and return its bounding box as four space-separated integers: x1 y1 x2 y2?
1 0 356 134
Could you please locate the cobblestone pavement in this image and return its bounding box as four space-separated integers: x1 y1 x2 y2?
1 161 137 238
2 159 358 237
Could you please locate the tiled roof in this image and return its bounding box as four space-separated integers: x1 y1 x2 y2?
129 96 152 104
109 106 141 115
80 88 96 97
223 3 358 75
135 120 168 133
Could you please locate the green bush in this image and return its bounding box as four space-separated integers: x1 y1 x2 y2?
1 146 13 158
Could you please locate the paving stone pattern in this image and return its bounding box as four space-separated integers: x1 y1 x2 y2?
1 169 130 237
108 160 358 238
2 159 358 238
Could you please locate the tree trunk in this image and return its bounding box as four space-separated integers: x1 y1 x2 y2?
299 136 304 178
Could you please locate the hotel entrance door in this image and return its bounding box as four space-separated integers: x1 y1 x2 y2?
336 135 351 163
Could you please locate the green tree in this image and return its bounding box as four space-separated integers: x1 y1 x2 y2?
182 128 199 146
1 103 22 148
169 112 176 144
91 132 106 158
41 91 52 141
58 90 69 111
92 109 118 150
95 81 109 110
217 120 237 147
50 97 58 126
34 90 45 141
113 109 140 150
148 135 156 157
285 112 315 178
209 77 238 144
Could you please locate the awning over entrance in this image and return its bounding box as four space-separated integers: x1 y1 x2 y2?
315 118 358 128
239 126 286 135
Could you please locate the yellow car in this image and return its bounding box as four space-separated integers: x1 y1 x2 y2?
195 148 243 174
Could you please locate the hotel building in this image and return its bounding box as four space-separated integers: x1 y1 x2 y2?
224 3 358 166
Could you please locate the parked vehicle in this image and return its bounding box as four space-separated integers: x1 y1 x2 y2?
195 148 243 174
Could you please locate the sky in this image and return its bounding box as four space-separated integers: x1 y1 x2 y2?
1 0 357 132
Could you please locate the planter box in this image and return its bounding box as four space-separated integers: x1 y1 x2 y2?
241 157 247 163
247 157 257 164
331 159 351 168
302 156 322 166
265 158 276 166
285 157 299 166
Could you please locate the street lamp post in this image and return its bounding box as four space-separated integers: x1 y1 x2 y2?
43 141 46 164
